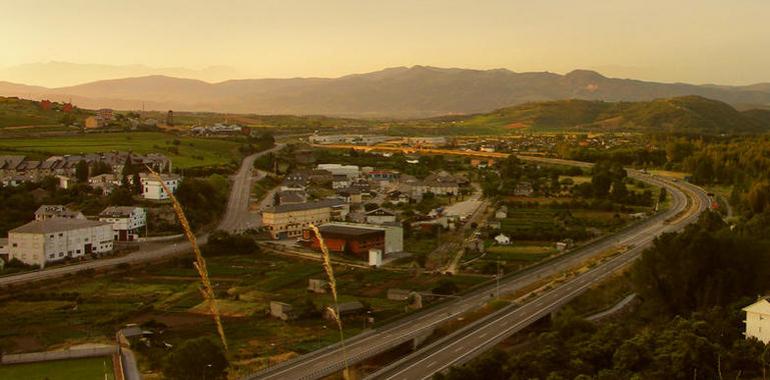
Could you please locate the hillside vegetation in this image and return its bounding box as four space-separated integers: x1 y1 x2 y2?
0 97 88 128
451 96 770 133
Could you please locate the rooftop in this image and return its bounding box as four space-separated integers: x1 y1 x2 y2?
10 219 111 234
264 199 345 214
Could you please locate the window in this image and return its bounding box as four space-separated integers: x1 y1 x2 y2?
58 233 63 237
12 243 17 247
76 249 81 254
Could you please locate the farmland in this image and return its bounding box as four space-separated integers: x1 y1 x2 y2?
0 356 115 380
0 251 486 377
0 132 244 168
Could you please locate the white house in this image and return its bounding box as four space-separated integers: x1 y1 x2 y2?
8 219 114 268
34 205 86 221
494 233 511 245
743 298 770 344
365 208 397 225
99 206 147 241
139 173 181 200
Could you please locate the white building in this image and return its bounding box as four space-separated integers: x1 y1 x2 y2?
8 219 114 268
34 205 86 221
494 233 511 245
0 237 9 264
139 173 181 200
99 206 146 241
744 298 770 344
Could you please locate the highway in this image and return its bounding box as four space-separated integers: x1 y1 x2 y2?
0 144 283 288
247 154 709 380
368 179 709 380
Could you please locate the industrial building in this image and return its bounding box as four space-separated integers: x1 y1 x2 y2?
8 219 114 268
301 222 403 258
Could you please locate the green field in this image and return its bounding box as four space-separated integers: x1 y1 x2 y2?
486 244 556 261
0 356 115 380
0 132 243 168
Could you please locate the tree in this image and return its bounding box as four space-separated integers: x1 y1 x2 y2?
75 160 89 182
163 337 228 380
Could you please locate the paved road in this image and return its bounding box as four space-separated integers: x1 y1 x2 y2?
247 163 705 380
0 145 283 288
367 179 709 380
219 144 285 232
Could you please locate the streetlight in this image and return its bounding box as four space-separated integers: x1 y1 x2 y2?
267 343 276 369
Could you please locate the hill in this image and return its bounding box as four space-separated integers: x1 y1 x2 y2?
0 97 89 128
449 96 770 133
2 66 770 118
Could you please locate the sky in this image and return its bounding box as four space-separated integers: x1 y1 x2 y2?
1 0 769 87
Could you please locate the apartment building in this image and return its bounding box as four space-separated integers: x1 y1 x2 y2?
139 173 181 200
99 206 147 241
34 205 86 221
262 199 349 239
8 219 114 268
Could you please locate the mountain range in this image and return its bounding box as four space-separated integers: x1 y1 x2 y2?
2 66 770 118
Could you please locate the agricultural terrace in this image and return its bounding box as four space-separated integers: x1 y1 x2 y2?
0 251 486 378
0 132 244 168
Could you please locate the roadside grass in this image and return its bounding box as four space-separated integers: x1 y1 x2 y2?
0 132 243 168
0 356 115 380
486 244 556 262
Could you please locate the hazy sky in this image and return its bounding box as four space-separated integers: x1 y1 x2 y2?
2 0 770 86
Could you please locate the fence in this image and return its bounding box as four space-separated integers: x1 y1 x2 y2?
1 345 118 364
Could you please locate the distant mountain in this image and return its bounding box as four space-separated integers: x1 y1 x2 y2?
1 66 770 118
450 96 770 133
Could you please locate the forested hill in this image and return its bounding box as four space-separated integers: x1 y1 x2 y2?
449 96 770 133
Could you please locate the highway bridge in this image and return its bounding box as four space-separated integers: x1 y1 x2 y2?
248 146 709 380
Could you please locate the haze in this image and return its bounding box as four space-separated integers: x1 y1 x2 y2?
2 0 770 87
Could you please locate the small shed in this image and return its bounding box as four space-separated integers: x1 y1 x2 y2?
308 279 329 294
269 301 296 321
494 233 511 245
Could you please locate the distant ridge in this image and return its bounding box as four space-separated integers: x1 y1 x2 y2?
1 66 770 118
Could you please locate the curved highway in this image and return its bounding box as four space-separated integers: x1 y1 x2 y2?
248 152 710 380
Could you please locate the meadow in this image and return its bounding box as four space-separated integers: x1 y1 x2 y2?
0 132 244 168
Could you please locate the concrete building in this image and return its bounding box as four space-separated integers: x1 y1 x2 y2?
139 173 180 200
301 222 403 258
365 208 397 224
262 199 349 239
34 205 86 221
99 206 146 241
308 279 329 294
8 219 114 268
325 301 365 320
744 298 770 343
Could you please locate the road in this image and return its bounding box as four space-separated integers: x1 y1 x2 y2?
0 144 283 288
247 160 707 380
368 179 709 380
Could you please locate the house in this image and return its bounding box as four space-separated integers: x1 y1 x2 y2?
0 237 9 264
368 170 398 183
495 205 508 219
317 164 359 179
57 175 75 189
494 233 511 245
743 298 770 343
99 206 146 241
139 173 181 200
325 301 365 320
261 199 350 239
8 219 114 268
308 279 329 294
269 301 296 321
365 208 397 224
513 182 534 196
89 173 121 195
337 188 362 204
301 222 403 258
34 205 86 221
411 173 461 199
332 174 351 190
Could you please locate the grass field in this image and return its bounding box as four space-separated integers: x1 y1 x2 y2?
0 356 115 380
0 132 244 168
486 244 556 261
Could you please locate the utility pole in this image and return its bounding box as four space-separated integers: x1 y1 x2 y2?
496 260 501 299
